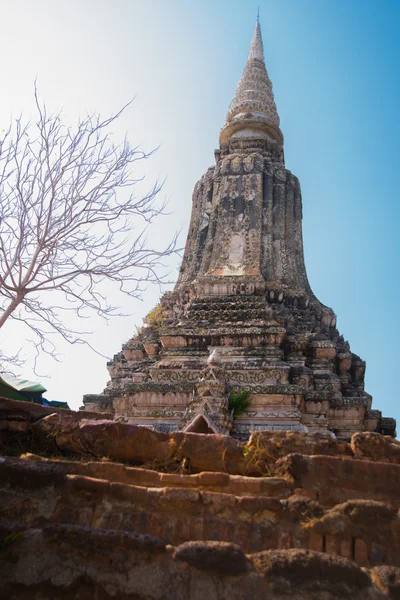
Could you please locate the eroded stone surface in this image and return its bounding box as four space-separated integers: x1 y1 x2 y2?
0 524 394 600
351 432 400 464
1 415 400 597
372 566 400 599
174 541 248 575
252 548 371 590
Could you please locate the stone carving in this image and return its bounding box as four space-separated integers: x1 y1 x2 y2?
83 20 395 442
150 370 201 383
225 370 284 385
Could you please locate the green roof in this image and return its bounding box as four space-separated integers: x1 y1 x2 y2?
0 382 26 401
0 374 47 394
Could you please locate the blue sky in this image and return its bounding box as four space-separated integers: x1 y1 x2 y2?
0 0 399 428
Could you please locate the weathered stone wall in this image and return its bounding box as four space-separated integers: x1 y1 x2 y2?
1 455 400 563
3 525 399 599
176 154 310 293
2 398 400 598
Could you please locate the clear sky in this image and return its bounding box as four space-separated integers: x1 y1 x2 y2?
1 0 399 429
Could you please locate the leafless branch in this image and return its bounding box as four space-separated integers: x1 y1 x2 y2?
0 348 24 376
0 87 178 362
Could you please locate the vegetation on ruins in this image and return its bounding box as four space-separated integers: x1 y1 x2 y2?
0 87 177 366
145 304 165 329
228 390 251 416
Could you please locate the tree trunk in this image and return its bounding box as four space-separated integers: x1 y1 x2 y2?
0 295 22 329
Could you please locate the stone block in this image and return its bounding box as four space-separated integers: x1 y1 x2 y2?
32 415 172 464
354 538 369 566
162 487 200 505
170 431 245 474
160 473 193 485
325 534 339 555
201 491 236 510
259 477 291 497
340 539 353 560
0 458 66 490
252 548 371 590
174 540 248 575
229 476 262 495
109 482 150 505
314 347 336 361
309 532 323 552
247 430 352 464
351 431 400 464
278 454 400 509
66 474 110 495
198 471 230 487
236 496 282 518
123 466 161 486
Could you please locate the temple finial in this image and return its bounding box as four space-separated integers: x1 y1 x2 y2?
248 16 264 61
219 19 282 147
257 6 260 22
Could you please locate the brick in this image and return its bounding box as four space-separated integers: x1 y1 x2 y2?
124 466 161 486
326 534 339 555
355 538 369 566
198 471 230 487
201 491 236 510
309 532 323 552
340 539 353 560
160 473 189 485
66 474 110 495
146 486 164 500
109 482 149 504
236 496 281 516
287 455 400 509
229 476 261 495
160 473 199 486
259 477 291 497
162 487 200 504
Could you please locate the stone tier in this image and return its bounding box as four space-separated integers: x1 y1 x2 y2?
86 284 395 440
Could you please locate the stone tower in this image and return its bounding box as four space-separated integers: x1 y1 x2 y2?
83 21 395 441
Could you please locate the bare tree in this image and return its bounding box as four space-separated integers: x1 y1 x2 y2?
0 89 177 363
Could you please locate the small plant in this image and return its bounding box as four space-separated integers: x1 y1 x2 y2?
242 435 275 477
1 531 24 550
141 439 189 474
228 390 251 416
145 304 165 328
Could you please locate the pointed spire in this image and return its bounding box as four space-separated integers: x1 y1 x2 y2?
248 19 264 61
219 19 283 149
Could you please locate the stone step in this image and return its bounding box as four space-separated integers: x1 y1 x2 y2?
17 455 291 497
1 455 400 568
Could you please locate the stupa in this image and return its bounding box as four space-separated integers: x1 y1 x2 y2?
83 20 395 441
